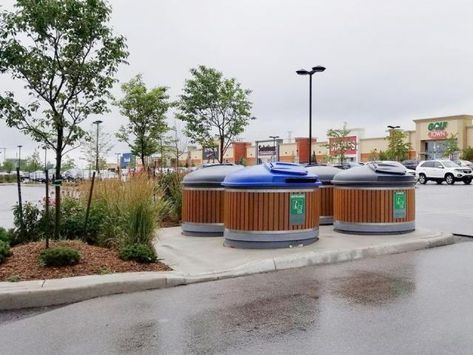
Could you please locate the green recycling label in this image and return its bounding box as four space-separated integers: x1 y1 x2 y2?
393 191 406 219
290 194 305 225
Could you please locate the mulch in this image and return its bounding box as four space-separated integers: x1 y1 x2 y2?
0 240 171 282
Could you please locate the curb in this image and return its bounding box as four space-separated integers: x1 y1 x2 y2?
0 232 455 310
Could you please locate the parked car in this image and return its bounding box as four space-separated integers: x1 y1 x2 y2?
416 160 472 185
401 160 420 170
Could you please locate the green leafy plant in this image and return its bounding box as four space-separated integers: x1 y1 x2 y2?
156 172 183 222
6 275 20 283
116 75 171 169
385 129 411 161
0 0 128 242
10 202 43 245
96 266 112 275
119 243 157 263
0 240 12 263
39 247 81 267
0 227 10 244
461 147 473 161
177 65 253 163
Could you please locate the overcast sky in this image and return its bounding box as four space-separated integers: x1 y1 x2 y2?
1 0 473 165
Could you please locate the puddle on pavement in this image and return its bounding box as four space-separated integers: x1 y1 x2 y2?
185 289 321 354
331 271 415 306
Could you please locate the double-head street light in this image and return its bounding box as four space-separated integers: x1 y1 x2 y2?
269 135 280 162
387 125 400 130
297 65 326 165
93 120 103 174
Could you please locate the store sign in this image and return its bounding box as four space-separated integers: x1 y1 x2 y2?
328 136 357 156
289 194 305 225
258 144 276 157
427 121 448 139
393 191 406 219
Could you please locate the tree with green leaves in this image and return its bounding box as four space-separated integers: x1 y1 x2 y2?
443 133 459 160
61 156 76 171
324 123 357 164
385 128 411 161
24 150 42 172
0 0 128 241
116 75 170 170
81 126 113 170
177 66 253 164
1 160 14 173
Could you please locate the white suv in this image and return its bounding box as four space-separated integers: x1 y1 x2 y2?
416 160 472 185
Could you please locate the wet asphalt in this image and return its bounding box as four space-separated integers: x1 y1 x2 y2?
1 241 473 354
0 182 472 354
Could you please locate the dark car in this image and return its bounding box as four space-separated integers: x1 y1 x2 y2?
402 160 419 170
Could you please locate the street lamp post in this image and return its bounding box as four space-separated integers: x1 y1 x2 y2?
93 120 103 174
269 135 280 162
297 65 326 165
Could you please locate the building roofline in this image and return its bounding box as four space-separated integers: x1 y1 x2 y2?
413 114 473 123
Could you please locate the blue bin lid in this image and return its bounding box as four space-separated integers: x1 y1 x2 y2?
222 162 321 188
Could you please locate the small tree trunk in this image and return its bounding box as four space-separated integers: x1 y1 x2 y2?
219 137 224 164
54 148 62 240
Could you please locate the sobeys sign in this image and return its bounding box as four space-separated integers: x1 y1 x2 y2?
289 194 305 225
427 121 448 139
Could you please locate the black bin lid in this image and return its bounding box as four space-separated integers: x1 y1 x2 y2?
332 161 416 187
182 164 245 187
306 166 341 184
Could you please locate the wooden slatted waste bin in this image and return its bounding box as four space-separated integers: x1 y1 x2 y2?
222 162 321 248
306 166 341 225
181 164 244 236
332 161 416 234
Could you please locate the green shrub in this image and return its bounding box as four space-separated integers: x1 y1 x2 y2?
39 247 81 267
0 240 12 263
0 227 10 244
10 202 43 245
462 146 473 161
60 197 86 240
119 243 157 263
126 200 157 245
156 172 183 222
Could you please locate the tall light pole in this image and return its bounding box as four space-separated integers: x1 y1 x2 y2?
93 120 103 174
297 65 326 165
43 145 50 248
269 135 280 162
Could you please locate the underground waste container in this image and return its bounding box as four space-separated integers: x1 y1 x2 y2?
332 161 416 234
181 164 245 236
222 162 321 248
306 166 341 225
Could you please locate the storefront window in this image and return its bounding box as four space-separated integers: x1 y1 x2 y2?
425 140 447 160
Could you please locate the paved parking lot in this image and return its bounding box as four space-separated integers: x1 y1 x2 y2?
1 182 471 235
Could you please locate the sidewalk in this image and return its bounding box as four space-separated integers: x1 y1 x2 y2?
155 226 454 277
0 226 454 310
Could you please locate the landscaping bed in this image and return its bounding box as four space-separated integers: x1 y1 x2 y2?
0 240 171 282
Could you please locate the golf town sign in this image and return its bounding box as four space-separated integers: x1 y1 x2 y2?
427 121 448 139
